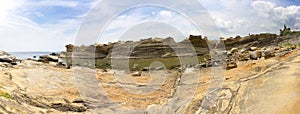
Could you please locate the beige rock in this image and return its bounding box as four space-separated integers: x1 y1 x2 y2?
250 51 262 60
250 47 258 51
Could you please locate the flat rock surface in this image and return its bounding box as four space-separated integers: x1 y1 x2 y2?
0 50 300 113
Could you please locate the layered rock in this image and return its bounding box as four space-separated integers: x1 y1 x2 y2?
64 35 210 59
0 50 17 66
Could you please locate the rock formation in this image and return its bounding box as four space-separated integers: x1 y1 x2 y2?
63 35 210 60
0 50 17 66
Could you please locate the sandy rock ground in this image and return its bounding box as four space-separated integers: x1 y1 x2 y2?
0 49 300 114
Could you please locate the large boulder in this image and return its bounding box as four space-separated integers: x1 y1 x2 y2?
0 50 16 64
250 51 262 60
0 55 15 63
262 49 275 59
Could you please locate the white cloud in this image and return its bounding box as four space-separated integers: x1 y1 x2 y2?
0 0 84 52
251 0 300 30
1 0 300 51
27 0 80 8
159 11 172 18
99 8 201 43
196 0 300 38
0 0 23 23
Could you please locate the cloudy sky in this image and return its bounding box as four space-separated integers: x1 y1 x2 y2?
0 0 299 52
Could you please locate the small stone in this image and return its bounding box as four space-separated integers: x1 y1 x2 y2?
132 72 141 76
250 47 258 51
226 61 237 70
230 48 238 54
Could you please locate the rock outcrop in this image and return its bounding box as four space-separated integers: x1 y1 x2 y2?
63 35 209 59
0 50 17 66
38 55 59 63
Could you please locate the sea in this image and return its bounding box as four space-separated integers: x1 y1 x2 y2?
9 52 60 60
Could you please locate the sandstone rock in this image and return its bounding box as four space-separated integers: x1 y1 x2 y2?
250 47 258 51
226 61 237 70
0 55 15 63
155 66 164 70
141 67 149 71
240 48 247 53
161 53 173 58
132 72 141 76
291 45 297 50
0 50 8 56
263 49 275 59
230 48 238 54
56 62 66 68
250 51 262 60
0 62 12 68
39 55 59 63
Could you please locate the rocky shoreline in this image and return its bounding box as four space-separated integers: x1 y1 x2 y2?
0 27 300 113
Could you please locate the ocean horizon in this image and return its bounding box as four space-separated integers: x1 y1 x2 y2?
8 51 61 60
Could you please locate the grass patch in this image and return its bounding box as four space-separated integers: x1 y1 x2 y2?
96 55 209 70
0 91 13 99
283 43 295 47
281 30 300 36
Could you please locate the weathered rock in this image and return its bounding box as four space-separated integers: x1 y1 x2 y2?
155 66 164 70
0 50 8 56
141 67 149 71
291 45 297 50
240 48 247 53
0 62 12 68
226 61 237 70
263 49 275 59
250 51 262 60
0 55 15 63
230 48 238 54
39 55 59 63
132 71 141 76
250 47 258 51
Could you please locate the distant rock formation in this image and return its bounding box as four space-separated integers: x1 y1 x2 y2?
62 35 210 59
216 33 277 50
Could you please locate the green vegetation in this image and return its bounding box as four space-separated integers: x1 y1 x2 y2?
96 55 209 70
280 25 300 36
0 91 13 99
283 43 295 47
281 30 300 36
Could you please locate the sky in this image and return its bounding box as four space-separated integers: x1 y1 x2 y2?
0 0 300 52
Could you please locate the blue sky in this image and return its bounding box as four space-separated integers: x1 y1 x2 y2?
0 0 300 52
